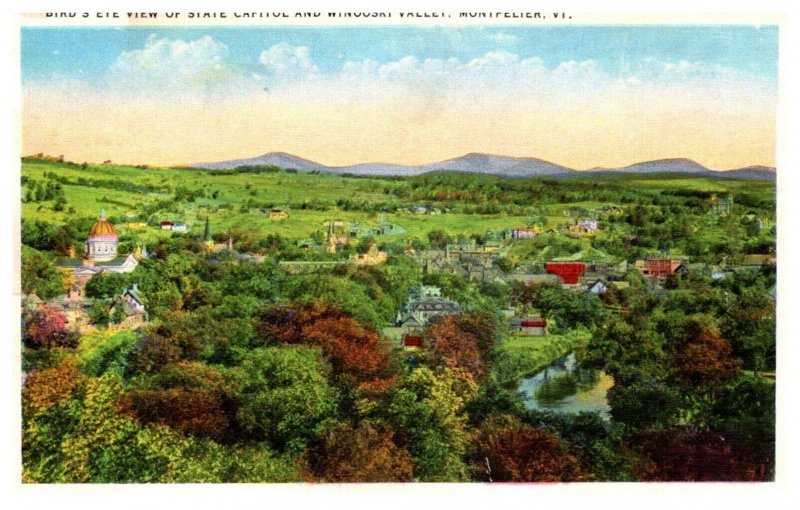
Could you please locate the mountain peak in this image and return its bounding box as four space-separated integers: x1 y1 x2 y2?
189 152 773 180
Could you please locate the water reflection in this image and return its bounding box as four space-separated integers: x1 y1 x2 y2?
518 352 613 419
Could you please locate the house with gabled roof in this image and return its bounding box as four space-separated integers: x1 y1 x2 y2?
587 279 608 295
109 284 148 330
395 286 462 328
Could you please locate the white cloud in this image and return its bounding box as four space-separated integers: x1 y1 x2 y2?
258 43 319 81
105 35 239 93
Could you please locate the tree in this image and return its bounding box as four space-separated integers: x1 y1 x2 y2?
606 380 683 430
129 333 183 374
426 315 486 381
674 329 740 389
24 305 77 349
84 272 129 299
381 366 476 481
258 302 395 389
119 362 236 442
722 287 776 371
427 230 449 249
471 415 585 482
307 423 414 482
52 225 75 256
21 248 66 299
231 346 339 452
22 361 87 482
711 374 775 480
629 426 757 481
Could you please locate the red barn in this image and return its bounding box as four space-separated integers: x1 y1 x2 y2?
403 335 422 348
637 259 681 278
544 262 587 284
512 317 548 336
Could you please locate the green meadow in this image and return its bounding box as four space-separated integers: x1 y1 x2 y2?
21 158 775 252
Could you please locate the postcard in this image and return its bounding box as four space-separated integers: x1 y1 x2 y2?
8 0 795 504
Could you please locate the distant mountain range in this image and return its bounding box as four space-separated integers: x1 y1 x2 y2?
190 152 776 180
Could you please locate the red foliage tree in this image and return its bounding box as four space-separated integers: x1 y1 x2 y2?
118 362 235 441
24 305 77 349
427 318 484 380
630 426 758 481
119 388 231 440
675 330 740 388
258 302 394 389
307 423 414 482
426 312 498 381
472 416 585 482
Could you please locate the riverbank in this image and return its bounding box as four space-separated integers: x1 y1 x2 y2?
495 329 592 382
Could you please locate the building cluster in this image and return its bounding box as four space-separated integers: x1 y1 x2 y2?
27 211 148 334
26 203 775 354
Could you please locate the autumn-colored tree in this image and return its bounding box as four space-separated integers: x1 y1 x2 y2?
258 302 394 389
630 426 755 481
128 333 183 374
427 317 484 380
675 329 740 388
448 311 498 361
301 315 392 387
471 415 585 482
425 311 498 381
307 423 414 482
23 360 85 411
119 362 236 441
24 305 77 349
22 361 87 482
119 387 231 441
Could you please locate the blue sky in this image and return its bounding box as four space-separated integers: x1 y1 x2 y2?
21 25 779 169
21 25 778 83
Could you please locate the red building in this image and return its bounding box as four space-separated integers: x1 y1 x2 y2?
544 262 587 284
636 259 682 278
403 335 422 348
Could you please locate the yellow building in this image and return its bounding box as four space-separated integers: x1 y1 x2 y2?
269 208 289 221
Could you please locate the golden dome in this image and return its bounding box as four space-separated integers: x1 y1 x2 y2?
88 211 118 237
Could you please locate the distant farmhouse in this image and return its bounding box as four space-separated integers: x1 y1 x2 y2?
563 218 599 237
160 220 189 233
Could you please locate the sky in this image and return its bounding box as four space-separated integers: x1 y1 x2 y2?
20 25 779 169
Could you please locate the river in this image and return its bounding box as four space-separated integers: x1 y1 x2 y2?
518 352 614 420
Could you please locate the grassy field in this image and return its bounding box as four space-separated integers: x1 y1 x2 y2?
21 159 775 249
497 329 592 381
22 161 545 240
